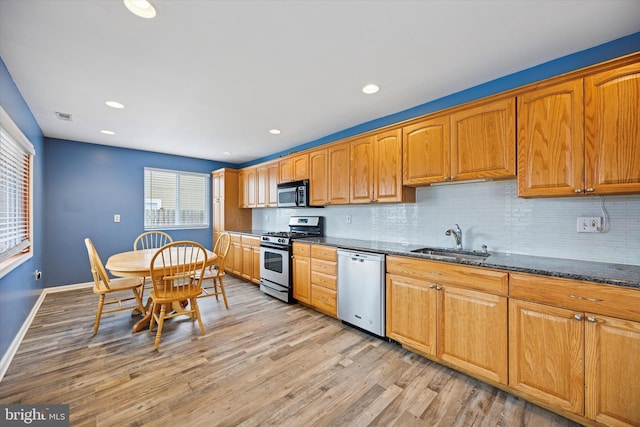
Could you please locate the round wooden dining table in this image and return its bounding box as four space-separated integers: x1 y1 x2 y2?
106 247 216 332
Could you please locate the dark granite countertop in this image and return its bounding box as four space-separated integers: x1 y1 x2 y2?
226 229 268 237
294 236 640 290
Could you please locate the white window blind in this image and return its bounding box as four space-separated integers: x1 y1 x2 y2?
144 167 209 230
0 106 35 266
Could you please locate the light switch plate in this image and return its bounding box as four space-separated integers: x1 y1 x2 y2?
114 214 121 223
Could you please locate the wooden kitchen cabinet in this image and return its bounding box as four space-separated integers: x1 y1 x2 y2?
351 129 415 204
310 245 338 316
402 114 451 185
228 233 243 276
279 153 309 183
309 141 350 206
239 167 257 208
292 242 311 304
509 272 640 424
267 161 279 207
450 97 516 182
518 61 640 197
255 160 279 208
386 255 508 384
241 235 260 284
211 168 251 246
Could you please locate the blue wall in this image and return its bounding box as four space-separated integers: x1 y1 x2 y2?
0 57 45 361
43 138 228 287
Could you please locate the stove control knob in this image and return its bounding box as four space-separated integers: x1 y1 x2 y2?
278 238 285 243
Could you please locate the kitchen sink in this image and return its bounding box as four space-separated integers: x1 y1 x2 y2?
410 247 489 261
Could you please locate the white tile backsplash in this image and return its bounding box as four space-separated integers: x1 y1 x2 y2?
253 180 640 266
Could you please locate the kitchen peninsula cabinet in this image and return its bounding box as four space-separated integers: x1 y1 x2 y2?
351 129 415 204
211 168 251 245
309 142 350 206
386 256 508 385
279 153 309 183
509 272 640 426
518 61 640 197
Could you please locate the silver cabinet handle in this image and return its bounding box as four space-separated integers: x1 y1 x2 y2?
574 314 583 321
587 316 596 323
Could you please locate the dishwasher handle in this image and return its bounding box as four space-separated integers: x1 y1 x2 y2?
338 249 385 263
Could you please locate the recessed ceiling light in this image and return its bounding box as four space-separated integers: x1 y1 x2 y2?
362 84 380 94
124 0 157 19
269 129 281 135
105 101 125 109
100 130 115 135
223 151 231 155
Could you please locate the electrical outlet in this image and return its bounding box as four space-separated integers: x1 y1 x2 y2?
577 216 601 233
346 214 352 224
114 214 121 223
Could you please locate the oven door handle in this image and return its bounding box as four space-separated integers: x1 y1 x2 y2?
260 242 289 251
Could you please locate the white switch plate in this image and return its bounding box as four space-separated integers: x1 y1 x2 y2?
577 216 601 233
114 214 121 223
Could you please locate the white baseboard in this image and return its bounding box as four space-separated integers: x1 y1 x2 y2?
0 282 93 382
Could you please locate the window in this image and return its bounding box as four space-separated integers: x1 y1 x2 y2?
0 106 35 278
144 167 209 230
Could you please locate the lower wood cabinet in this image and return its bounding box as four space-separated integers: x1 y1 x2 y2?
226 233 260 285
292 243 337 316
509 272 640 426
386 255 508 385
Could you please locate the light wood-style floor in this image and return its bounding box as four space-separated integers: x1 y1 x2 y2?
0 276 581 427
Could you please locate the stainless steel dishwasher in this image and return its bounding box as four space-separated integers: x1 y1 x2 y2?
337 249 386 338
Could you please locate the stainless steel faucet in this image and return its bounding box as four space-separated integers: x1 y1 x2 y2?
445 224 463 250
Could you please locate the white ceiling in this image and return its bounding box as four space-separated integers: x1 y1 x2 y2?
1 0 639 164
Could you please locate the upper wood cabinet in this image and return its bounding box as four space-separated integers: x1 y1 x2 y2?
267 161 279 207
279 153 309 183
517 79 585 197
450 97 516 182
309 141 350 206
351 129 415 204
403 97 515 186
519 61 640 197
403 114 451 185
255 160 279 208
584 62 640 195
238 167 257 208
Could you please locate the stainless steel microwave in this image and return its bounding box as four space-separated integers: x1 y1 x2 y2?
277 180 309 208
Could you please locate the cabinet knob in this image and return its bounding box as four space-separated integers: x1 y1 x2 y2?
586 187 595 193
443 176 449 181
574 189 582 194
450 176 456 180
436 286 442 291
573 314 583 321
429 284 436 289
587 316 596 323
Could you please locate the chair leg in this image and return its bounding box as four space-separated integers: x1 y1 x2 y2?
154 304 167 350
149 302 157 332
191 298 205 336
213 280 219 301
93 294 106 335
217 277 229 309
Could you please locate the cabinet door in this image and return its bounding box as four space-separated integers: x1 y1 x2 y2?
279 157 294 183
403 115 451 185
585 63 640 195
231 242 242 276
386 274 437 356
309 148 328 206
252 246 261 285
246 168 257 208
293 153 309 180
374 129 404 202
256 165 268 208
238 170 248 208
451 97 516 181
518 80 585 197
328 142 350 204
350 136 374 203
509 299 584 414
212 171 223 200
437 285 508 384
292 255 311 304
585 314 640 427
267 161 279 207
241 245 252 280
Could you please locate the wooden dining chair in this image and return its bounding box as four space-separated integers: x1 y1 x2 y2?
194 232 231 308
84 238 146 335
133 231 173 251
148 241 208 350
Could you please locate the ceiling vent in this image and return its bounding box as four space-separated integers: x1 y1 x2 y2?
55 112 73 121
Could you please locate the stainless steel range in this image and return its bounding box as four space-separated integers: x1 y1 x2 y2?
259 216 323 303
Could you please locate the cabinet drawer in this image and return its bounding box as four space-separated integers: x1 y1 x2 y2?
311 245 337 261
230 233 242 244
241 235 260 247
386 255 508 296
292 242 310 257
311 284 337 316
311 258 337 276
510 272 640 322
311 271 337 290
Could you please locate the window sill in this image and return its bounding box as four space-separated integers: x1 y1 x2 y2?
0 252 33 280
